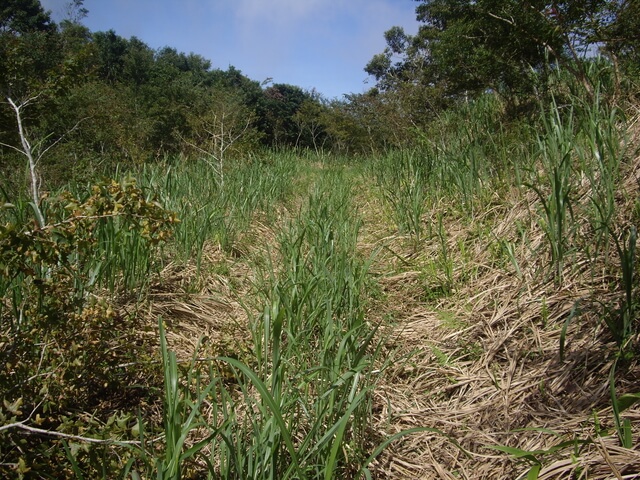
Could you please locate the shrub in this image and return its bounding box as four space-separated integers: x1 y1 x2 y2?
0 177 176 478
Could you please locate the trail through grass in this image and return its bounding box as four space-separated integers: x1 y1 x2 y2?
2 66 640 479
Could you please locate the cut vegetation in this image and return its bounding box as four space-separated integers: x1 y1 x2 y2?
2 1 640 478
2 67 640 478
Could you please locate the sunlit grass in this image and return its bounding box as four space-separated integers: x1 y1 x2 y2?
2 62 638 478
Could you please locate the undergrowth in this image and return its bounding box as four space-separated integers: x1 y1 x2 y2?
1 60 639 478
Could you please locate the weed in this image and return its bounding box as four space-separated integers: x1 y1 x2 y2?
526 97 576 285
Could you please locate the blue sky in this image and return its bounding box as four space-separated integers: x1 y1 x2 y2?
40 0 419 99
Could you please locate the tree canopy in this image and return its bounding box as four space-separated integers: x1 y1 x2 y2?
367 0 637 101
0 0 339 186
0 0 55 33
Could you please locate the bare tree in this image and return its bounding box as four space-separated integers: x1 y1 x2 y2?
2 96 46 226
182 92 254 187
2 95 83 227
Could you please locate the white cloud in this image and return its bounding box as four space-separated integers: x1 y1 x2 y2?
41 0 419 97
232 0 326 25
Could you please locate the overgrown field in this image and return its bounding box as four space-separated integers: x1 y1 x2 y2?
2 77 640 479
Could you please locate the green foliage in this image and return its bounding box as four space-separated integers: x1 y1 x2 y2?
92 30 129 83
550 66 638 360
108 166 422 479
490 432 591 480
219 169 385 478
369 1 627 99
2 0 638 174
526 97 577 285
259 83 323 149
0 1 639 477
183 85 261 184
138 152 299 263
600 0 640 79
371 150 431 244
319 96 375 154
155 319 217 480
365 0 639 134
293 96 329 154
575 71 624 258
0 0 55 33
609 226 637 353
609 359 634 449
0 177 175 478
0 3 332 176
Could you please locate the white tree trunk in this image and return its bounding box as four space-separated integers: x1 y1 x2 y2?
6 97 45 227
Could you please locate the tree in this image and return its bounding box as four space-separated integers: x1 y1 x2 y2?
1 93 84 226
183 87 257 185
62 0 88 25
600 0 640 78
0 0 61 98
2 96 46 225
92 30 128 83
321 92 408 155
259 83 312 148
294 97 328 153
119 37 152 87
0 1 60 212
0 0 55 34
367 0 620 102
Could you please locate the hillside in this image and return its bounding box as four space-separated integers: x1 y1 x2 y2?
3 76 640 478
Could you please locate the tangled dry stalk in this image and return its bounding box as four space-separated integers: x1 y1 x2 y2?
147 117 640 478
360 155 640 477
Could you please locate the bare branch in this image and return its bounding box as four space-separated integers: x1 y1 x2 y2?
36 117 89 163
177 133 219 160
0 421 142 445
486 11 516 26
22 212 164 237
0 140 28 157
6 96 45 227
0 393 151 446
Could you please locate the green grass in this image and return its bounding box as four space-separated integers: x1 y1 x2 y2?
1 61 639 478
235 167 382 478
526 96 576 285
117 165 404 479
370 150 432 245
136 152 300 266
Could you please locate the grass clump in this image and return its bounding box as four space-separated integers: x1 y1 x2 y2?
205 167 385 478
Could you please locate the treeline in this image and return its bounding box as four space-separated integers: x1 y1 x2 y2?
1 0 639 190
0 0 387 190
365 0 639 119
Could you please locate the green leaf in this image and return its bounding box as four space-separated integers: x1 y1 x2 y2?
131 419 140 437
218 356 304 478
527 463 542 480
623 418 633 449
617 393 640 412
62 441 84 480
488 445 540 463
559 301 581 361
3 397 23 415
510 427 562 437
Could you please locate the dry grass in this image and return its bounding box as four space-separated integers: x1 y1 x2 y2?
363 151 640 479
134 138 640 478
141 244 254 370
